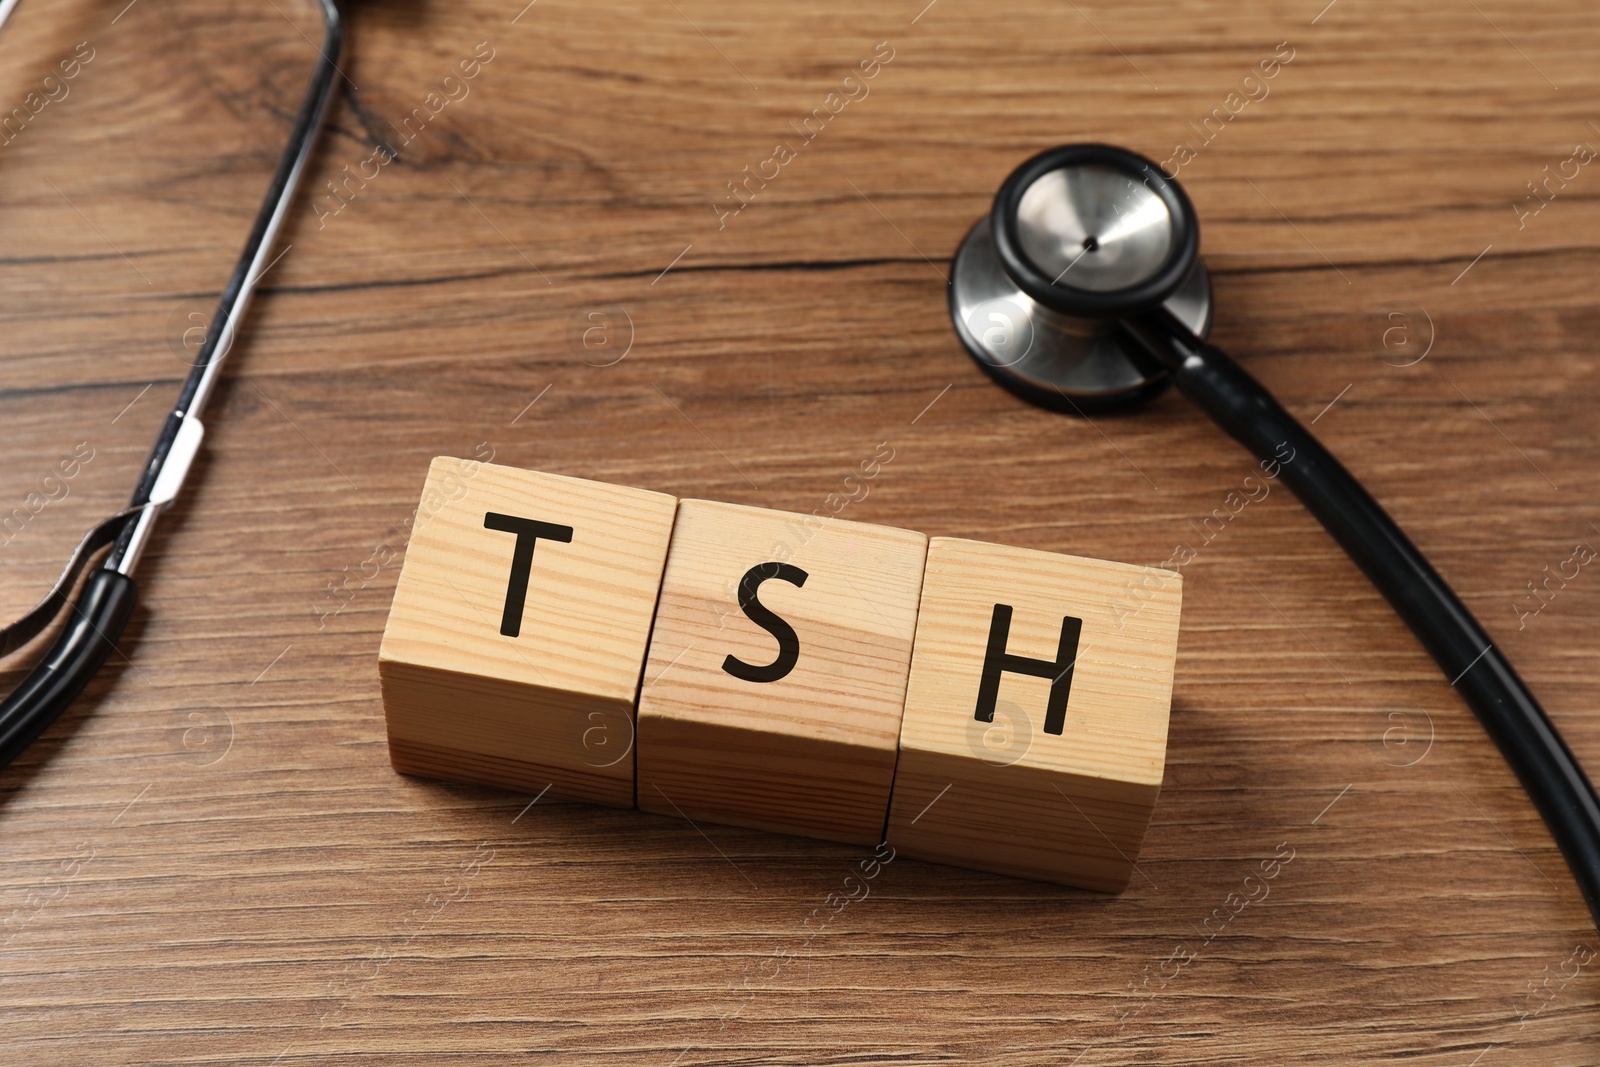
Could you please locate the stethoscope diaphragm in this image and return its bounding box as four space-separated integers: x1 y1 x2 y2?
949 143 1212 412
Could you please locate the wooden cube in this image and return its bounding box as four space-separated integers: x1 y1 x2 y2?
636 500 928 844
884 537 1182 891
379 458 677 806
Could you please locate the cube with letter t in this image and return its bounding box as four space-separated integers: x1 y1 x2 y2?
636 500 928 844
378 458 676 806
884 537 1182 891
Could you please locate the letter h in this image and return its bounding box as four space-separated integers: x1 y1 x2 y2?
974 604 1083 736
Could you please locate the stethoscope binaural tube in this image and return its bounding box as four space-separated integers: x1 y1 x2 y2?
953 143 1600 932
0 0 346 769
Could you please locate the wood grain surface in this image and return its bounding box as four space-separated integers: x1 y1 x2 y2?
2 0 1599 1063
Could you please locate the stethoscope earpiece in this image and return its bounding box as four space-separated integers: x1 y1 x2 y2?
951 143 1212 413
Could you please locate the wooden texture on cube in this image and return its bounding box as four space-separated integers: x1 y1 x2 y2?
636 500 928 844
885 536 1182 891
379 458 677 806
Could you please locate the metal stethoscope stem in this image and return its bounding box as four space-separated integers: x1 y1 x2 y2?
953 143 1600 932
111 0 345 577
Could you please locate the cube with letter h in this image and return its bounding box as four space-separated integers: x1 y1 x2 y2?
885 537 1181 892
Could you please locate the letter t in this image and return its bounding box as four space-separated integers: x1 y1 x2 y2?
483 512 574 638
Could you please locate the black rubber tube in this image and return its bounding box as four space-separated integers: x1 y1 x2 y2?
0 570 138 769
1122 306 1600 931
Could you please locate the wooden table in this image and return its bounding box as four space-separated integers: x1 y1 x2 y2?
3 1 1598 1062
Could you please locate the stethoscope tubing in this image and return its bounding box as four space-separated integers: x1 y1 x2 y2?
1123 306 1600 930
0 0 345 770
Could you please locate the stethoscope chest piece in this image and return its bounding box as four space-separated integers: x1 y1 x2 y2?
950 143 1212 413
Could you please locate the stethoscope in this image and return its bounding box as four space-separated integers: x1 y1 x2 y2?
0 1 344 764
951 142 1600 931
1 4 1596 941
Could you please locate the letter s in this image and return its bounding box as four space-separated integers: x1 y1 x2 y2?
722 562 808 684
